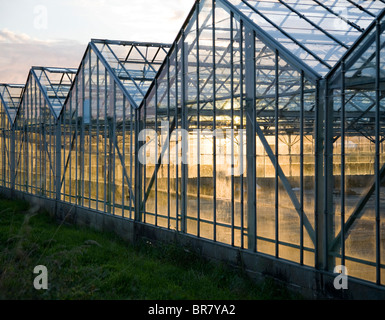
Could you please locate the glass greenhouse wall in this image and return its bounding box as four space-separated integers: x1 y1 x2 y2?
327 9 385 285
138 0 322 267
59 40 170 216
14 67 77 198
0 0 384 290
0 84 23 188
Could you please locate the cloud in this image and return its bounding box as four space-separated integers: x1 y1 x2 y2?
0 0 197 83
0 29 85 84
0 28 35 44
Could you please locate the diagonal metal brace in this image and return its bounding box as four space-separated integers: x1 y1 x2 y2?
330 161 385 252
255 118 316 245
140 117 177 212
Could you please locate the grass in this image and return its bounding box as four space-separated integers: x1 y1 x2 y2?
0 196 296 300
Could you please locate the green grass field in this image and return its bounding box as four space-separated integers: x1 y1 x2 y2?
0 196 295 300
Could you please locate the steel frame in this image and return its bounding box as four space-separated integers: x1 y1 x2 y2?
0 0 384 289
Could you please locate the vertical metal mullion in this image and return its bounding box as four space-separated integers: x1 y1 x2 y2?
341 61 346 268
30 83 34 193
81 65 86 207
40 86 43 195
40 91 44 196
324 79 333 271
143 100 147 222
300 71 305 265
31 84 34 194
27 84 30 192
75 80 79 205
2 114 5 186
17 102 20 188
196 3 201 238
89 50 92 208
112 83 117 215
181 30 188 234
134 106 143 223
230 11 235 247
122 95 126 218
10 112 15 193
47 114 50 196
375 19 381 285
275 50 279 259
26 83 30 193
34 82 37 195
96 57 100 211
21 98 24 190
6 115 8 187
55 108 61 203
41 90 44 195
69 96 72 203
155 78 159 227
26 84 29 193
51 109 54 197
323 81 329 271
167 56 171 229
62 87 66 202
47 98 50 196
29 84 32 193
240 19 245 250
129 102 133 219
245 28 256 252
15 116 17 189
104 68 108 212
175 45 179 232
314 80 320 268
2 113 4 186
1 114 5 186
23 90 26 191
212 0 217 242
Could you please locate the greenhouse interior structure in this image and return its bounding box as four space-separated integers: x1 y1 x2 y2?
1 0 385 297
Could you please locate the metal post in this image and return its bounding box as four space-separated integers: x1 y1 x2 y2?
10 125 15 194
300 71 304 265
340 60 346 268
275 50 279 258
315 79 325 270
323 79 334 271
56 119 61 202
230 11 235 247
240 19 245 250
212 0 217 242
245 27 256 252
181 31 188 234
134 107 143 222
196 5 201 238
107 116 113 214
375 19 381 285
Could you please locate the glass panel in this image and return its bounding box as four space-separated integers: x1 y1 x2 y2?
60 47 137 217
227 0 384 75
0 84 23 188
93 40 170 107
330 17 385 284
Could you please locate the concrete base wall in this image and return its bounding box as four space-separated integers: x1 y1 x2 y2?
3 187 385 300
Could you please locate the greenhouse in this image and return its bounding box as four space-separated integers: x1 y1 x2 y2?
0 0 385 295
0 84 23 188
59 39 171 216
133 0 385 285
14 67 77 198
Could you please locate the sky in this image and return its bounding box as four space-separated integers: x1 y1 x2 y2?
0 0 196 83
